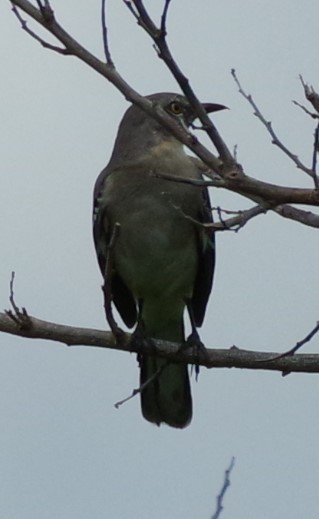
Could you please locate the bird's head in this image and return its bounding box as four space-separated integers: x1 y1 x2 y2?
109 92 227 166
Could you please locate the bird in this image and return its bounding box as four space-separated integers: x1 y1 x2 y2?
93 92 226 428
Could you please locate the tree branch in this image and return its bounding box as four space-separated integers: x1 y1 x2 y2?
1 311 319 374
274 205 319 228
156 170 319 206
299 75 319 114
124 0 234 165
8 0 319 224
101 0 113 65
231 69 316 181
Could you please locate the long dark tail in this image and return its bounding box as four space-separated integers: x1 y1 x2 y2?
140 357 192 428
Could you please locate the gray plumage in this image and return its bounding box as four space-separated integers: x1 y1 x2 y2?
93 93 225 428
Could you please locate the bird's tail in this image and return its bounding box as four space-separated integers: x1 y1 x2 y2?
139 316 192 429
140 358 192 428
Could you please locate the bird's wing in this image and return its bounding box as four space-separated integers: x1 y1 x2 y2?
93 167 137 328
190 160 215 327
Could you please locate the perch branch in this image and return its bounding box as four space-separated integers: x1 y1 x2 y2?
1 311 319 374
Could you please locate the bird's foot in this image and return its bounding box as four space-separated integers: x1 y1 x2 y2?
185 330 208 381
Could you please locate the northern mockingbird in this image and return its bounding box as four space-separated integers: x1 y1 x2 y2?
93 92 225 428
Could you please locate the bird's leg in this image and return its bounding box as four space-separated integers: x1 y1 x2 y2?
185 299 208 380
103 222 125 345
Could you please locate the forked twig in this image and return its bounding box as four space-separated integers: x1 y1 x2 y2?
11 3 69 54
231 69 315 180
299 75 319 114
160 0 171 35
312 123 319 188
5 271 32 330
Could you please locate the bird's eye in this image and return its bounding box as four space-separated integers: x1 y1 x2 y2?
169 102 183 115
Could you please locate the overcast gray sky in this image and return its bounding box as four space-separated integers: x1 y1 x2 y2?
1 1 319 518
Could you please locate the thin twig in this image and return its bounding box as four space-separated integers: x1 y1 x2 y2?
160 0 171 35
172 202 268 233
211 457 235 519
114 361 168 408
292 100 319 119
8 271 19 314
101 0 114 65
123 1 139 21
123 0 234 165
312 123 319 188
11 3 69 54
231 69 315 180
212 205 268 232
5 271 32 330
300 75 319 114
257 321 319 364
35 0 53 22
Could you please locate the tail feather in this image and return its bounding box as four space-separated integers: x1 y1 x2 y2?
140 356 192 428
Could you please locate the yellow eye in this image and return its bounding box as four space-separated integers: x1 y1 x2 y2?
169 102 183 115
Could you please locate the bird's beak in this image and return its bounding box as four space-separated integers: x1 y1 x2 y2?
202 103 228 114
185 102 228 126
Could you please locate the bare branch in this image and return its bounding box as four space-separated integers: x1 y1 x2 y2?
312 124 319 188
259 321 319 366
10 0 223 173
35 0 53 20
300 75 319 114
211 205 268 232
292 100 319 120
274 205 319 228
11 3 69 54
175 204 268 233
231 69 316 181
8 1 319 225
160 0 171 35
211 457 235 519
124 0 234 165
122 1 139 22
101 0 113 65
114 361 167 408
2 310 319 374
155 170 319 207
5 271 32 330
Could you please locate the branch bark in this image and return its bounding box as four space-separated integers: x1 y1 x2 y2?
1 311 319 374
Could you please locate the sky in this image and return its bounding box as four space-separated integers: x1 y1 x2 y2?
1 1 319 518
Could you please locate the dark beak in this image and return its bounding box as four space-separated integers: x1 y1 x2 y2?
202 103 228 114
185 102 228 126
